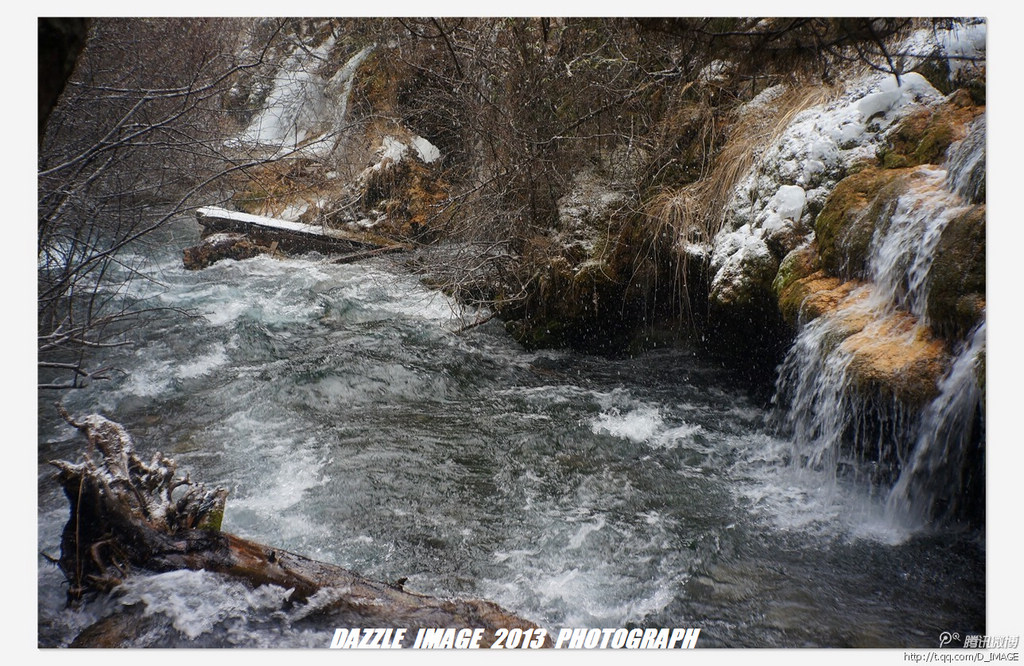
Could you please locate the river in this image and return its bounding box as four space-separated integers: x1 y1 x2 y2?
37 219 984 648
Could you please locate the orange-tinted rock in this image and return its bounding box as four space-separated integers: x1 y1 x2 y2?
777 270 862 326
841 312 949 405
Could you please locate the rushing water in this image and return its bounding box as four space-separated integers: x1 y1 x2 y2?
37 219 984 648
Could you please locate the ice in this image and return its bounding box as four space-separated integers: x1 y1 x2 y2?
939 21 986 76
229 43 372 157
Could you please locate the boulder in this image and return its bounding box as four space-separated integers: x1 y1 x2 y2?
814 167 910 279
925 203 986 340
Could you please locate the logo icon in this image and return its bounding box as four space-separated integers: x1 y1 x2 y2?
939 632 960 648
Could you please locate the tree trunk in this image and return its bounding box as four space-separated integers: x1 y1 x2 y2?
50 409 547 646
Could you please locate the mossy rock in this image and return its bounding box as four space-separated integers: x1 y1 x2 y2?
926 204 985 340
772 242 820 300
880 95 984 169
361 157 450 240
776 270 861 329
350 47 406 115
880 150 910 169
814 167 909 279
911 52 955 95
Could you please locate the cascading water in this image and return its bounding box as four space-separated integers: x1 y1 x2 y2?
886 321 985 527
945 114 986 205
772 115 986 526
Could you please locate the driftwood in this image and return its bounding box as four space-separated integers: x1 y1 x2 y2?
50 409 546 646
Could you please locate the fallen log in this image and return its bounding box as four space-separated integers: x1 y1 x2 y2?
50 408 547 646
195 206 381 255
185 206 409 269
182 232 270 270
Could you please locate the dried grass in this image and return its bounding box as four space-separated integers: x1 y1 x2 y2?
634 82 838 326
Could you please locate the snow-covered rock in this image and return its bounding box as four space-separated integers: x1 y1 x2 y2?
711 68 944 306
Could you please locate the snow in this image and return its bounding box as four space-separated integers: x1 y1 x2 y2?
411 135 442 163
769 185 806 222
858 72 939 121
698 59 735 83
745 83 787 112
363 135 443 175
711 61 946 299
280 202 310 221
197 206 352 240
380 136 408 163
710 224 773 291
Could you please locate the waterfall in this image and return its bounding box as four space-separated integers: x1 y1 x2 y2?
865 169 972 320
886 321 985 528
232 42 372 157
945 114 986 205
773 119 985 527
773 291 921 490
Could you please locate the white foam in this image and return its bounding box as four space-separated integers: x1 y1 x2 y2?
655 422 705 448
117 570 292 640
175 343 228 379
567 514 607 549
591 406 664 444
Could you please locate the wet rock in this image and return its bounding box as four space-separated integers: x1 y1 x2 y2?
763 218 811 261
778 275 948 405
841 312 948 405
777 270 855 328
814 167 910 279
925 203 986 340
